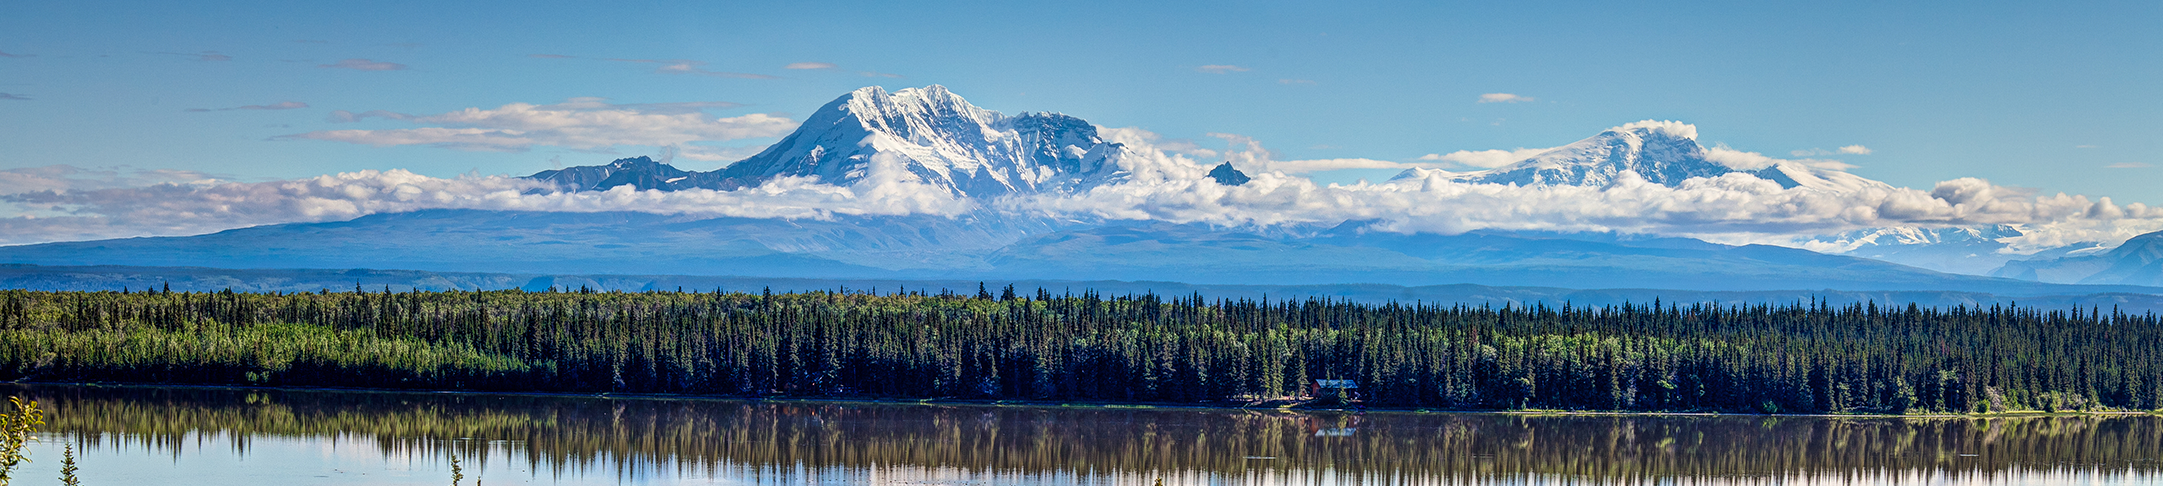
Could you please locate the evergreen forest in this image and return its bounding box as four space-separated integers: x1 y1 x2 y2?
0 287 2157 414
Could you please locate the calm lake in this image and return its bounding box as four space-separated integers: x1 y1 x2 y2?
3 384 2159 485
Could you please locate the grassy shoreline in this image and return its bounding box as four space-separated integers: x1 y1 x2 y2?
11 380 2153 419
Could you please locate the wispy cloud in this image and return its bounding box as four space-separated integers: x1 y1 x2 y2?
1419 148 1551 168
859 71 904 78
185 101 309 112
0 164 973 245
1279 79 1317 85
1196 64 1250 74
528 53 575 59
2106 162 2152 169
13 124 2163 253
785 62 837 70
0 93 29 101
319 58 407 71
605 58 778 79
1196 132 1438 174
1477 93 1533 103
1 165 222 196
0 50 32 58
1793 145 1874 157
286 97 794 157
1014 128 2163 252
149 51 232 62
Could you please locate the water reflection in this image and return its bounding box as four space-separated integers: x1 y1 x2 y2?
9 384 2163 485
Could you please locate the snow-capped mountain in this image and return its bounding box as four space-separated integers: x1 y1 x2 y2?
504 86 2111 280
1993 230 2163 286
1801 225 2029 275
1390 120 1884 192
1468 121 1736 187
525 86 1134 198
675 86 1131 197
528 156 691 192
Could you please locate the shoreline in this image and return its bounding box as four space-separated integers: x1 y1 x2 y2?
10 380 2153 419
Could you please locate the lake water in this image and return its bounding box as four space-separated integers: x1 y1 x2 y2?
2 384 2159 485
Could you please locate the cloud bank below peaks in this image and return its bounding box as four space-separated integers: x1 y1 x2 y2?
0 157 973 245
1031 122 2163 251
5 120 2160 252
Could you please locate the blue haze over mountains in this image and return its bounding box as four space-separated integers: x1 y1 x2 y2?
2 86 2158 303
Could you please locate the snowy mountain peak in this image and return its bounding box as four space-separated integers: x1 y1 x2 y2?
708 85 1128 197
1468 120 1730 187
528 156 690 192
1389 120 1882 193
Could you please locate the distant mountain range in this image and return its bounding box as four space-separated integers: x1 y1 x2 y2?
1 85 2157 296
1994 231 2163 286
7 263 2162 313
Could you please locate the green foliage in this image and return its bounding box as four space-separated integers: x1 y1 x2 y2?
0 288 2158 414
57 444 77 486
448 452 463 486
0 397 43 486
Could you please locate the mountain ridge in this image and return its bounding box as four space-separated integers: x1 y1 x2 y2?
527 86 1132 198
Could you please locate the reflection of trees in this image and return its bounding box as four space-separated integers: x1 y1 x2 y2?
17 385 2163 484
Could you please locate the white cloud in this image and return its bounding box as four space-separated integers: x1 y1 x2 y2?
1793 145 1874 157
284 98 797 152
1418 148 1550 169
785 62 837 70
604 58 778 79
1 165 221 195
1099 127 1218 160
13 127 2163 256
2106 162 2152 169
1279 79 1317 85
149 51 231 62
1138 132 1436 175
319 59 406 71
1196 65 1250 74
999 163 2163 252
187 101 308 112
1268 159 1414 173
1705 146 1853 171
0 162 973 245
1478 93 1533 103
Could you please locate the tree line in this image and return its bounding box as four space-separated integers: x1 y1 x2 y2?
0 286 2158 413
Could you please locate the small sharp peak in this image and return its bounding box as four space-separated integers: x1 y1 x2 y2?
1209 162 1251 186
606 156 661 168
525 156 690 192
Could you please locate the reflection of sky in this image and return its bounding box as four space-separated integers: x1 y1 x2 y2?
13 432 2163 486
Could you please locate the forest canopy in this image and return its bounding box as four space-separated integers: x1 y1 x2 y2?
0 287 2156 414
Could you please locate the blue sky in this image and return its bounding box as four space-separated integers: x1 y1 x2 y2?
2 0 2158 203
